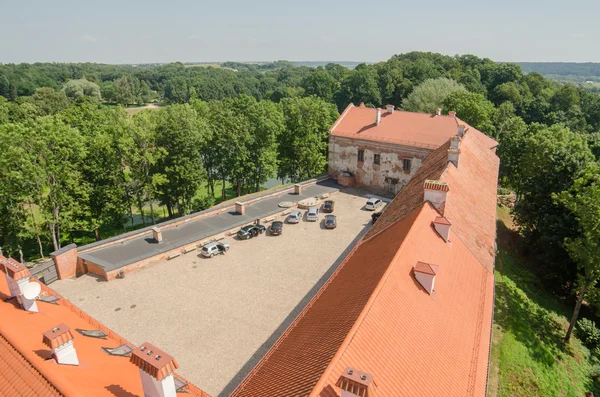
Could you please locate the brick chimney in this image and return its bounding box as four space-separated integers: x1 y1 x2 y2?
152 227 163 243
375 108 382 125
450 135 461 149
43 324 79 365
386 104 394 114
448 111 457 118
435 107 442 116
130 342 179 397
414 262 438 295
335 367 377 397
457 124 466 137
448 147 460 168
1 257 39 312
423 180 449 216
433 216 451 242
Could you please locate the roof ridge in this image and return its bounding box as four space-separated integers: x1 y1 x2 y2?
329 102 354 133
310 204 430 396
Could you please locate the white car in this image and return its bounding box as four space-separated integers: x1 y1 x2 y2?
365 198 383 211
287 211 302 224
306 207 319 221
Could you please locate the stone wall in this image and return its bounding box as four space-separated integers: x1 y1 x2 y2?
328 135 433 194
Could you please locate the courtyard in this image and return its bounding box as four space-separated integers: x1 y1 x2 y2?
51 188 385 396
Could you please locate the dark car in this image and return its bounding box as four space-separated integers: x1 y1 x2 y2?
371 212 382 224
324 215 337 229
322 200 335 213
270 221 283 236
237 224 266 239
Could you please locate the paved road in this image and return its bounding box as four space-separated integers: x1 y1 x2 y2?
80 180 341 271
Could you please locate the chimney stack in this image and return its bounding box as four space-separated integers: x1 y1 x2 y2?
375 108 382 125
130 342 179 397
152 227 163 244
414 262 438 295
386 104 394 114
450 135 461 149
433 216 451 242
435 108 442 116
448 111 456 118
448 147 460 168
359 102 366 108
1 257 39 312
457 124 466 137
335 367 377 397
43 324 79 365
423 180 449 216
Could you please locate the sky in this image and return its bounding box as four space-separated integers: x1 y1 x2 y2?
1 0 599 64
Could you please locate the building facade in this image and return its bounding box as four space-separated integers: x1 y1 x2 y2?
328 103 467 195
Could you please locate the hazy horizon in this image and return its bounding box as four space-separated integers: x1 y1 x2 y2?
2 0 599 64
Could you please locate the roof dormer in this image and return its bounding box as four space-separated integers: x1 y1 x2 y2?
414 262 439 295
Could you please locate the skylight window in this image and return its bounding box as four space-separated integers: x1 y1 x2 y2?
76 329 108 339
102 344 134 357
37 295 60 304
174 378 187 391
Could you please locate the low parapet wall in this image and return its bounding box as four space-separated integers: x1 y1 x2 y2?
78 176 334 280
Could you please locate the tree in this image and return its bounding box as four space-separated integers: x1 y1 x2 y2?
555 165 600 342
61 79 101 100
279 96 338 181
152 104 207 216
443 91 496 134
114 75 137 106
301 68 339 102
337 64 381 108
32 88 70 116
402 77 465 113
514 125 595 287
495 116 528 189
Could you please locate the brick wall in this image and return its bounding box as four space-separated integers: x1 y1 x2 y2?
50 244 78 280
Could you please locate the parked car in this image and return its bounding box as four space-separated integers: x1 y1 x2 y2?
322 200 335 213
371 212 382 224
287 211 302 224
201 241 230 257
306 206 319 221
237 224 266 239
365 198 383 211
270 221 283 236
324 215 337 229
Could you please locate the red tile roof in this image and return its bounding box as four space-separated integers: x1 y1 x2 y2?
0 271 210 397
232 119 498 397
0 332 62 397
331 104 461 149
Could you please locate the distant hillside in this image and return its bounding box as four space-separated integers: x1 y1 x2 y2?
518 62 600 77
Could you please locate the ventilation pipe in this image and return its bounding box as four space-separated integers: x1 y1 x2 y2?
42 324 79 365
375 108 382 125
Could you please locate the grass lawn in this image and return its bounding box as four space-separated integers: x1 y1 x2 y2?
489 206 600 396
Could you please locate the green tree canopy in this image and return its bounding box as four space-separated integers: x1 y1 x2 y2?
401 77 465 113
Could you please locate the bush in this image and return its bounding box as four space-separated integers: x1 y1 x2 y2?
576 318 600 349
191 195 215 212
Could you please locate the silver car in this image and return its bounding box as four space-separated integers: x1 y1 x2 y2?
287 211 302 224
201 241 230 257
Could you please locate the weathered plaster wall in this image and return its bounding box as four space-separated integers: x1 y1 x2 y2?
329 136 433 194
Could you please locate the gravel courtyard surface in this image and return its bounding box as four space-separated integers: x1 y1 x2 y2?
52 188 385 396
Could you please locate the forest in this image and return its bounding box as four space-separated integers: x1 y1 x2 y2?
2 52 600 320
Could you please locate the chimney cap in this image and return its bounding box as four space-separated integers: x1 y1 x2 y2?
130 342 179 381
423 180 449 192
434 216 451 226
0 257 31 281
414 261 438 276
43 323 75 349
336 367 375 390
